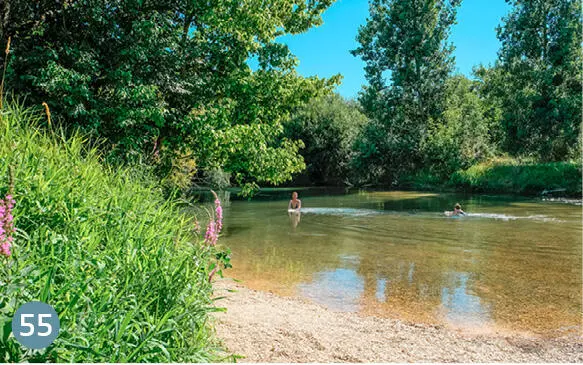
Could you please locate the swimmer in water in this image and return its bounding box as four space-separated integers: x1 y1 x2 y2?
452 203 465 216
445 203 466 217
288 191 301 211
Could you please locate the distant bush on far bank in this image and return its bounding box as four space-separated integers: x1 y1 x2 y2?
284 94 368 186
450 158 582 196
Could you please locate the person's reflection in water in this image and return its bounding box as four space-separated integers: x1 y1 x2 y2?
288 209 301 229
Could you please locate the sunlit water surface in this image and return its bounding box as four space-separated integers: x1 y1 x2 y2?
209 189 581 337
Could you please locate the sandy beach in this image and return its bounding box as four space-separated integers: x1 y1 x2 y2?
211 278 583 362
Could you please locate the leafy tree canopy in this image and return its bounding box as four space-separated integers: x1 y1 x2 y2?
487 0 582 160
0 0 340 190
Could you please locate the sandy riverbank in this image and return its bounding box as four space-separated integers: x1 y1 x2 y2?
211 278 583 362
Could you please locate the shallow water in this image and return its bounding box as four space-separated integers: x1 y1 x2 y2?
214 189 582 336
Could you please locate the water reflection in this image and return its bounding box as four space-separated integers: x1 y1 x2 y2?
288 210 301 229
299 269 364 312
376 278 387 302
217 190 582 336
440 272 491 328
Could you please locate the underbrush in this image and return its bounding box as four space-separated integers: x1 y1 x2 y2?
0 102 229 362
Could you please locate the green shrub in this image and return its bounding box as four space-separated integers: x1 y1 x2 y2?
284 94 368 185
0 103 227 362
400 170 445 190
450 157 582 195
422 75 497 176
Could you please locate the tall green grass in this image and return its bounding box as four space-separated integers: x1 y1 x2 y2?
0 102 226 362
450 157 582 196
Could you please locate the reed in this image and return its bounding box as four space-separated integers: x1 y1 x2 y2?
42 102 51 126
0 37 10 109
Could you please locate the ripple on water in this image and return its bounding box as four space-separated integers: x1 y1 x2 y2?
300 208 566 223
300 207 383 216
542 197 583 206
464 213 565 223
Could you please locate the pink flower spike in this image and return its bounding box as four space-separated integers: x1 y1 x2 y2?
0 242 11 257
204 220 217 246
0 193 15 258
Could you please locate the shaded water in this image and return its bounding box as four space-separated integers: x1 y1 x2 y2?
215 189 582 336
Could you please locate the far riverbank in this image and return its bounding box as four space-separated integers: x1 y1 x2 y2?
276 159 582 198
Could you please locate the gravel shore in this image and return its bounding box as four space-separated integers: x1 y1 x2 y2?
211 278 583 362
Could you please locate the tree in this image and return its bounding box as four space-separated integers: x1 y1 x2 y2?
422 75 496 176
0 0 339 191
492 0 582 160
284 94 369 185
351 0 461 184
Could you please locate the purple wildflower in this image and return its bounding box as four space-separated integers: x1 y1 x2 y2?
203 190 223 246
204 220 217 246
0 194 15 257
214 198 223 233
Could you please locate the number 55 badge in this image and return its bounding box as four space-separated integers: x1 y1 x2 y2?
12 301 60 349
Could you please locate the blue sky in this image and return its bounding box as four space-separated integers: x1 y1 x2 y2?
277 0 511 99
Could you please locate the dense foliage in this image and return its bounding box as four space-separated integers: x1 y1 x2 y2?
450 158 582 195
0 0 338 192
422 75 496 177
284 94 368 185
0 103 229 361
345 0 581 188
0 0 579 193
478 0 582 161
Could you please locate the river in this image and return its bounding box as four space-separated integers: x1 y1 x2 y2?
208 188 581 337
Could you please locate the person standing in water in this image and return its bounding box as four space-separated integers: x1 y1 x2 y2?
288 192 301 229
288 191 301 211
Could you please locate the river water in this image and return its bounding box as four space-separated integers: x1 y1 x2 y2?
212 189 581 337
